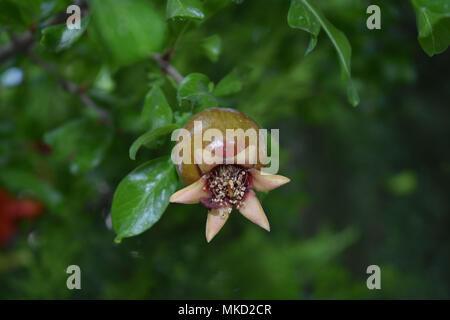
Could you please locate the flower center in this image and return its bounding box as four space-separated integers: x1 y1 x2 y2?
201 164 250 210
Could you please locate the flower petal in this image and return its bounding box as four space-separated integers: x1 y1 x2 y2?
169 177 209 204
238 190 270 231
206 207 231 242
249 169 290 191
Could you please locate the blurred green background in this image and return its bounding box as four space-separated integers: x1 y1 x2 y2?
0 0 449 299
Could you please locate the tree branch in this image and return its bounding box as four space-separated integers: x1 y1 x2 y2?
27 51 111 124
0 32 34 62
152 53 184 84
0 0 88 64
0 1 180 124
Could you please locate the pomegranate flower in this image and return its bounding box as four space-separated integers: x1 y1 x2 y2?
170 108 290 242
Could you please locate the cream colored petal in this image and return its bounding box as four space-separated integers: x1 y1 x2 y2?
169 177 209 204
206 207 231 242
238 190 270 231
249 169 290 191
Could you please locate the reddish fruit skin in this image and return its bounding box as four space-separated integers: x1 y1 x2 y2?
175 107 264 185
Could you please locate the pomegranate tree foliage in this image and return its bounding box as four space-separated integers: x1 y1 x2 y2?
288 0 359 106
411 0 450 56
0 0 449 299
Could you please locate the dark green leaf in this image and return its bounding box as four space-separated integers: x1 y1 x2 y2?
44 119 113 174
89 0 167 67
0 1 26 28
129 124 179 160
174 111 193 127
213 68 247 96
141 86 173 132
111 156 178 242
147 71 166 88
202 0 233 19
387 171 418 196
287 0 320 56
202 34 222 62
411 0 450 56
93 66 115 92
177 73 217 109
0 0 42 30
40 17 89 52
166 0 205 20
287 0 359 107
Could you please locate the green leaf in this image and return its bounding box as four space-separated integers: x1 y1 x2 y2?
287 0 359 107
0 2 26 29
287 0 320 56
166 0 205 20
129 124 179 160
93 66 115 92
0 0 42 30
202 34 222 62
174 111 193 127
89 0 167 67
44 119 113 174
111 156 178 242
177 73 218 110
141 86 173 132
203 0 234 18
411 0 450 56
387 171 418 196
40 16 89 52
213 68 248 96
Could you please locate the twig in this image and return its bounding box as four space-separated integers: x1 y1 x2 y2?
0 32 34 62
0 0 88 63
1 1 108 123
27 51 111 124
163 20 192 61
152 53 184 84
